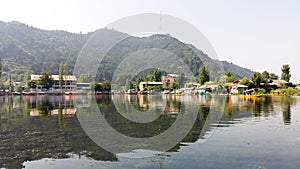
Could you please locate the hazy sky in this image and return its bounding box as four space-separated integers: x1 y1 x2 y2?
1 0 299 82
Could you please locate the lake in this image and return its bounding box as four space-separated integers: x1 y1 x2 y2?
0 95 300 169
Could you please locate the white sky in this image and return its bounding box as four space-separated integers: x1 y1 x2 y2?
0 0 299 82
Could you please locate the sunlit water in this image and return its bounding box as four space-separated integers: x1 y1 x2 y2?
0 95 299 169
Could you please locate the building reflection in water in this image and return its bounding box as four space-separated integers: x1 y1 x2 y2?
0 95 299 169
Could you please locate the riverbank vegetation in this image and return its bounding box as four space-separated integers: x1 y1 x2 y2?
271 88 300 96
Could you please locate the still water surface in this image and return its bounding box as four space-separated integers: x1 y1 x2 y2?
0 95 300 169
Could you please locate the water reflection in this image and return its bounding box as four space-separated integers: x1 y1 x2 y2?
281 97 292 125
0 95 299 168
99 95 179 138
0 95 117 169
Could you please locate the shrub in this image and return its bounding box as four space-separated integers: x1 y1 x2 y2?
256 88 266 94
270 88 300 96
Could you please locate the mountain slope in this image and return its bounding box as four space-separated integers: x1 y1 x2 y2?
0 21 253 83
0 21 91 81
96 34 204 81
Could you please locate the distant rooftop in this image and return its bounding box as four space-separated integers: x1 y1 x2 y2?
167 74 179 78
31 75 77 81
271 79 289 84
139 82 163 85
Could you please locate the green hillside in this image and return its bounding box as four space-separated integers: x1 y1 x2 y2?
0 21 253 84
0 21 90 82
96 34 203 82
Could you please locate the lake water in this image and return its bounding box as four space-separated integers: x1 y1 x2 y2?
0 95 300 169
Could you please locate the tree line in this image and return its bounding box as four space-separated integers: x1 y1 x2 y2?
197 63 293 93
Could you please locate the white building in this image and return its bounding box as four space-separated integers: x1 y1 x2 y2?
139 82 163 91
31 75 77 90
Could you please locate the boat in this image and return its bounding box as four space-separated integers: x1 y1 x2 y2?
139 91 147 95
196 87 212 95
70 91 79 95
162 90 170 94
174 89 183 96
95 91 103 95
12 92 21 95
125 89 137 95
268 93 287 96
37 91 46 95
64 91 71 95
238 94 263 98
238 88 263 98
183 90 192 95
22 90 32 95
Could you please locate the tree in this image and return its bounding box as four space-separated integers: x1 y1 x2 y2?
39 71 54 89
251 72 262 87
115 73 131 90
270 73 279 80
281 64 291 82
197 65 209 85
0 57 2 79
145 74 155 82
125 79 130 90
176 73 186 88
261 71 270 83
24 71 31 85
240 77 253 88
63 62 69 90
136 77 143 91
101 80 111 91
215 74 227 85
170 81 179 90
153 69 162 82
225 71 235 82
79 73 94 83
0 57 3 89
59 62 64 90
90 81 103 92
15 83 23 92
28 80 37 88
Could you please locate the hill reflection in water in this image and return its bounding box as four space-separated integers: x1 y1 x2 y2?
0 95 299 169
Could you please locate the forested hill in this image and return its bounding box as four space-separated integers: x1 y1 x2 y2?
0 21 91 81
0 20 252 82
